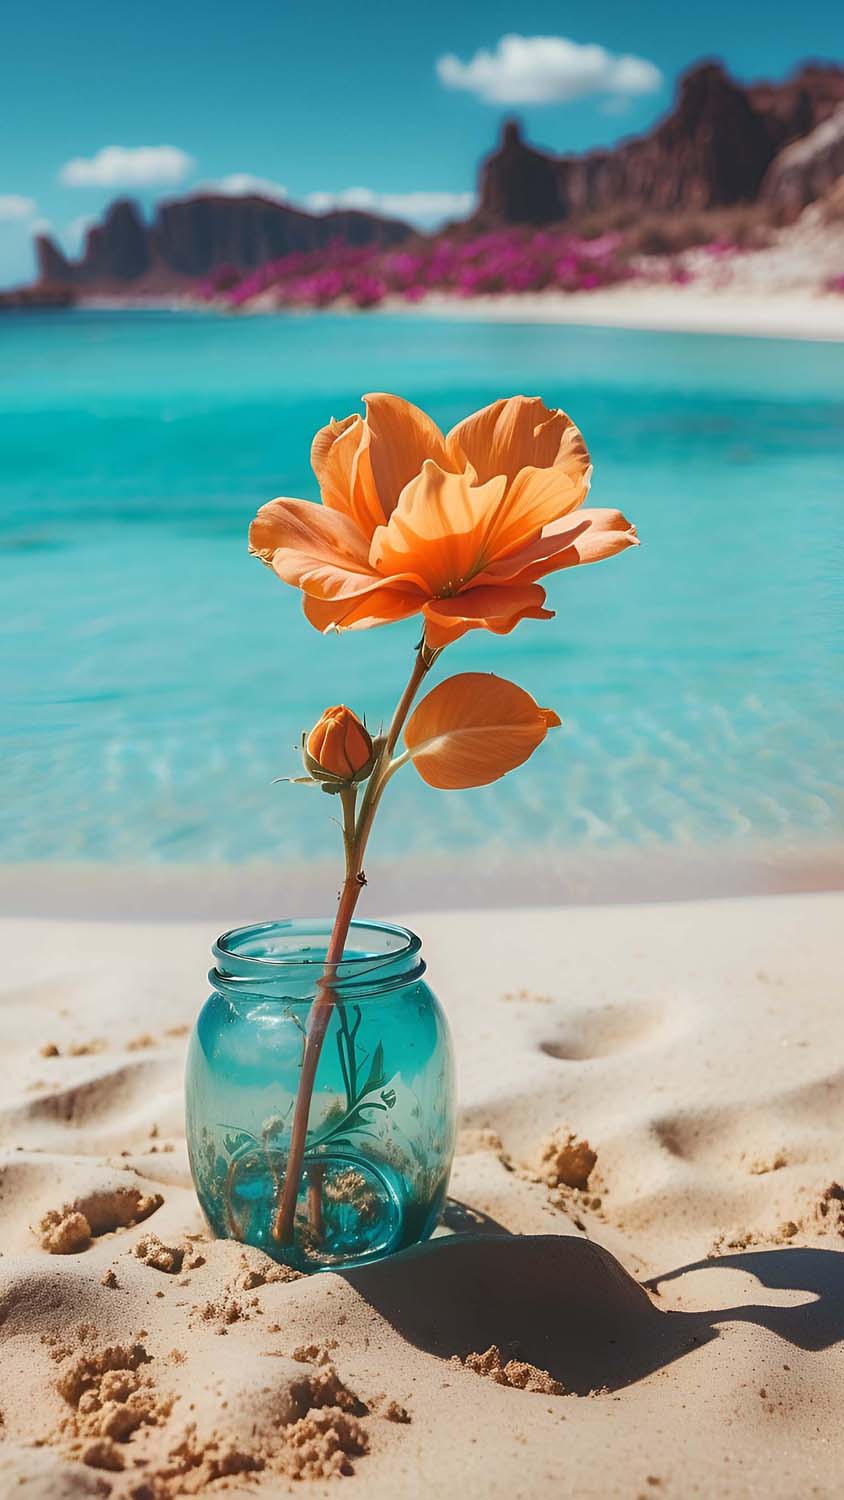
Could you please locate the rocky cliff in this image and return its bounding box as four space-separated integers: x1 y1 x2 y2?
762 105 844 218
477 60 844 226
35 194 412 290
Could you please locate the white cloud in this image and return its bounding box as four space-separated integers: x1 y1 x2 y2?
192 174 288 201
437 34 662 106
31 217 53 234
60 145 195 189
304 187 475 227
0 194 37 222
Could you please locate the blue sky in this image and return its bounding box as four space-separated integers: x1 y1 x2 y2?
1 0 842 286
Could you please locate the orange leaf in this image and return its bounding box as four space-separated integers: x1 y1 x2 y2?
404 673 560 790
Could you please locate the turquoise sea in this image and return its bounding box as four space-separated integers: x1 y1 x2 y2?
2 310 842 872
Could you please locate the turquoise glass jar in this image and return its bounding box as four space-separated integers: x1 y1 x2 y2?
185 918 455 1272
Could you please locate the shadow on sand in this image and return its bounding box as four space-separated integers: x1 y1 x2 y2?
341 1218 844 1395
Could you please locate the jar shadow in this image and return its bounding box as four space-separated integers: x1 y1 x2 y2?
340 1235 844 1395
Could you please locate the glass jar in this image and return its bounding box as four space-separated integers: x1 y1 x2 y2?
185 918 456 1272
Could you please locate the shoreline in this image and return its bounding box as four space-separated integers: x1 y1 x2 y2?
51 284 844 342
398 286 844 342
2 840 842 921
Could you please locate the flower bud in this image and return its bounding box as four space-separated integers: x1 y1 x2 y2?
304 705 374 785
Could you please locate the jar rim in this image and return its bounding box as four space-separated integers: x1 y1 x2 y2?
210 917 424 999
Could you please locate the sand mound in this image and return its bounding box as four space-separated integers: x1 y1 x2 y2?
0 1445 112 1498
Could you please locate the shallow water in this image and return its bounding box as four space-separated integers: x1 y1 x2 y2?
2 309 842 865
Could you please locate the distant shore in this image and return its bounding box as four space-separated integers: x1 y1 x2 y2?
51 284 844 342
404 286 844 342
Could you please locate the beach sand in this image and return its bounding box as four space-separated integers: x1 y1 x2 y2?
2 891 843 1497
405 286 844 342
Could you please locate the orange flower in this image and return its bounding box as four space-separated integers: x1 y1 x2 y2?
249 393 637 648
306 705 374 782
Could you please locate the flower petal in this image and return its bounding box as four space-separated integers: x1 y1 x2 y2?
447 396 591 487
477 508 637 586
303 583 424 634
480 463 592 563
249 497 378 599
404 672 560 789
310 413 385 538
370 461 507 595
552 508 639 566
363 393 454 518
422 582 553 649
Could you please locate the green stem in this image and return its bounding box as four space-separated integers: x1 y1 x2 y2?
271 643 434 1246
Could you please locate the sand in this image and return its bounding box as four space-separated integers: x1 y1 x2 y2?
1 891 842 1497
80 287 844 342
405 286 844 342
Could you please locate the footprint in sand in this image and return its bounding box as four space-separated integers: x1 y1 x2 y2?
539 999 670 1062
650 1107 742 1163
0 1151 165 1255
777 1066 844 1128
0 1056 182 1154
38 1186 164 1254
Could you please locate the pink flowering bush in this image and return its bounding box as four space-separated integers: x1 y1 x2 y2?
199 228 641 310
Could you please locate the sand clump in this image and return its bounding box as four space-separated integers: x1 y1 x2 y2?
291 1342 338 1366
134 1236 185 1275
452 1345 565 1396
710 1180 844 1255
280 1365 369 1478
137 1407 368 1490
280 1408 368 1479
192 1254 300 1332
370 1395 411 1423
157 1366 369 1488
817 1181 844 1233
38 1186 163 1255
53 1338 171 1474
196 1290 249 1331
137 1431 263 1495
133 1236 205 1275
291 1364 362 1416
234 1251 302 1290
382 1399 411 1423
38 1039 106 1058
126 1033 157 1051
749 1153 788 1175
46 1327 371 1490
39 1210 93 1255
537 1129 597 1191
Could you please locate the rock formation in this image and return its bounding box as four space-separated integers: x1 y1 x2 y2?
476 60 844 226
35 194 411 290
762 105 844 219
